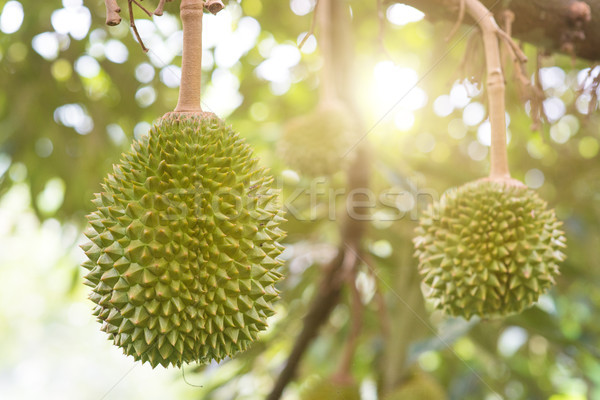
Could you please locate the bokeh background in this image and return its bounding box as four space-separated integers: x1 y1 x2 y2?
1 0 599 399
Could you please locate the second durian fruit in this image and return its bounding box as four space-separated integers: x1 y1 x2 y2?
81 113 285 368
413 179 566 320
278 101 356 177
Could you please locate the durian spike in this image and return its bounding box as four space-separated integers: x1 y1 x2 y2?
175 0 205 113
465 0 510 181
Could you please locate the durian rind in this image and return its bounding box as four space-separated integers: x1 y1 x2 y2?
413 180 566 320
278 101 356 177
82 113 286 368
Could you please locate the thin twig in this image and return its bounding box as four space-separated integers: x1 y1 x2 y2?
128 0 148 52
446 0 465 42
298 0 320 49
496 27 527 64
132 0 153 17
530 51 545 131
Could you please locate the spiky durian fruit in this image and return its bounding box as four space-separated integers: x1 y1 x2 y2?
301 378 361 400
81 113 285 368
278 101 356 177
383 373 447 400
413 179 566 320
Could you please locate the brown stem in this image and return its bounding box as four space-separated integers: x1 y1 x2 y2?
174 0 204 113
465 0 510 179
105 0 121 26
317 0 337 103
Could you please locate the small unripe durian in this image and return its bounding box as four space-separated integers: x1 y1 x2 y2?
81 113 286 368
383 373 447 400
278 101 356 177
301 378 361 400
413 179 566 320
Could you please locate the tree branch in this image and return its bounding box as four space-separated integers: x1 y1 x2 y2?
265 249 354 400
396 0 598 61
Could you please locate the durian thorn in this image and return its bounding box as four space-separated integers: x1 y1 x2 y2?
175 0 205 113
464 0 511 179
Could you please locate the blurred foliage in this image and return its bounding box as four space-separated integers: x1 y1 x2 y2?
1 0 600 399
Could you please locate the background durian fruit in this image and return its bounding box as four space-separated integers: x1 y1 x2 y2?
277 101 357 177
383 373 447 400
300 377 361 400
413 179 566 320
81 113 285 368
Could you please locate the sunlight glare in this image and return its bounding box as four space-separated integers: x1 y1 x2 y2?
386 4 424 26
51 4 91 40
433 95 453 117
394 110 415 131
32 33 60 61
0 1 24 34
290 0 314 16
371 61 425 119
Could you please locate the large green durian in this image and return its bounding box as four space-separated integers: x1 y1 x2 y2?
383 373 447 400
301 378 361 400
413 179 566 320
278 101 356 177
81 113 286 368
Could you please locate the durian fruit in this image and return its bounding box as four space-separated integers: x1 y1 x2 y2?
413 179 566 320
278 101 357 177
301 377 361 400
81 113 285 368
383 373 447 400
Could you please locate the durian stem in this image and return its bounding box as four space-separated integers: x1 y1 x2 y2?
174 0 204 113
465 0 510 180
317 0 337 103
